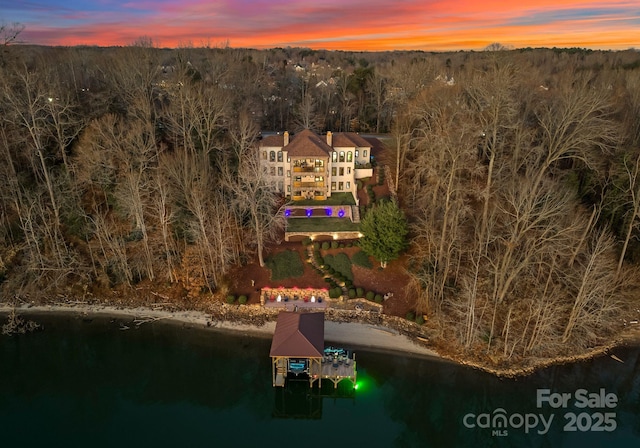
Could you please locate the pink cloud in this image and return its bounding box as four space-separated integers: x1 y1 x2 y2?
16 0 640 50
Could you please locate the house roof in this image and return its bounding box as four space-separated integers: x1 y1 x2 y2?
332 132 371 148
261 134 285 147
364 136 386 159
269 312 325 358
259 130 371 155
285 129 332 157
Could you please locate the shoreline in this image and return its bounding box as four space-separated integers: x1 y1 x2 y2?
3 302 638 376
0 303 443 360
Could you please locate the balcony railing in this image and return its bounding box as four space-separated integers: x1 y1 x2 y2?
291 195 326 201
293 181 325 188
293 166 326 173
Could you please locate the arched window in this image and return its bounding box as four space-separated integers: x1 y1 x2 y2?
277 151 283 162
262 151 267 160
347 151 353 162
270 151 276 162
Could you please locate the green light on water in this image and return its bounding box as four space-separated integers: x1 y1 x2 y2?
354 377 373 393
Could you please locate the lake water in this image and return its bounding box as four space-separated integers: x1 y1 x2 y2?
0 312 638 447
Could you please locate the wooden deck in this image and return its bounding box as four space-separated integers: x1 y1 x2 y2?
272 351 357 389
311 355 357 389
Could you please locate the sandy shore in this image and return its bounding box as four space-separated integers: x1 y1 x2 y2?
0 303 441 359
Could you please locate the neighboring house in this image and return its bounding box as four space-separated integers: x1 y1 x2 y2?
259 129 373 204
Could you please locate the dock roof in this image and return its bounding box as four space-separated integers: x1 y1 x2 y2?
269 312 325 358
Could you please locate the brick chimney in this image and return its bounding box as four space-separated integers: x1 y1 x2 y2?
283 131 289 146
326 131 332 147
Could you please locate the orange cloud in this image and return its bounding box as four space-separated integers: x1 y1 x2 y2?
12 0 640 50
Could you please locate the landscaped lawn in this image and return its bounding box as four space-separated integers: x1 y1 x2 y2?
286 217 360 233
323 253 353 280
265 250 305 281
287 192 356 206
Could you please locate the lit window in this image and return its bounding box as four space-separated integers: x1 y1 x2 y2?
331 182 336 191
355 150 359 158
347 151 352 162
339 151 345 162
346 181 351 189
332 152 337 163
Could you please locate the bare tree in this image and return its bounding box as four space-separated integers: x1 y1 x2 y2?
562 229 621 344
162 150 238 292
367 69 390 133
1 63 81 271
0 22 24 46
484 43 512 52
151 167 178 283
224 118 284 267
293 78 323 131
615 150 640 277
90 210 133 285
74 113 157 280
335 71 355 131
465 63 520 250
529 77 620 197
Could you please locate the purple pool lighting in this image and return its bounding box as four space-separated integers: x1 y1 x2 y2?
284 209 291 217
306 209 313 217
338 209 345 218
326 208 333 217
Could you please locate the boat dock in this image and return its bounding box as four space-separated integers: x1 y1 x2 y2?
270 311 357 389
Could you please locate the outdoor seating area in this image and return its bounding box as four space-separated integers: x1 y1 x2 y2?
261 287 329 310
323 346 353 367
314 346 357 389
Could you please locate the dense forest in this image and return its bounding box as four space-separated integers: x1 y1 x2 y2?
1 40 640 366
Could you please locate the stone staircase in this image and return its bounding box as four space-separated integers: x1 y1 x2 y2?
306 245 349 298
351 205 360 223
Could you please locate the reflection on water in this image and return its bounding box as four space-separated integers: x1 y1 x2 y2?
272 376 358 420
0 313 638 447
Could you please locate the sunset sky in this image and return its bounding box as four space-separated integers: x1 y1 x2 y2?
3 0 639 51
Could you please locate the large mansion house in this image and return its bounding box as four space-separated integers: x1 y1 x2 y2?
259 129 373 203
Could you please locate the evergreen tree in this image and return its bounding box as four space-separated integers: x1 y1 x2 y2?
359 200 408 268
